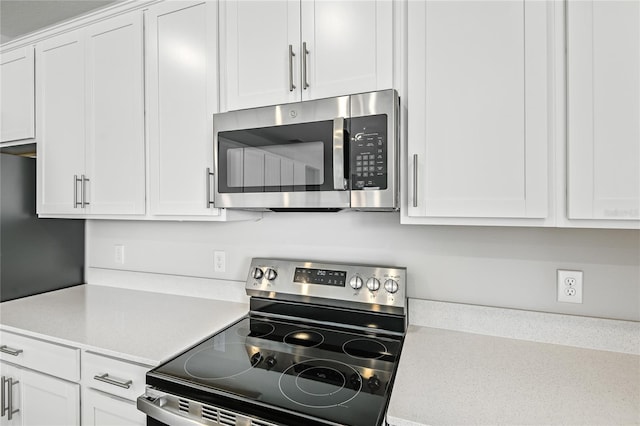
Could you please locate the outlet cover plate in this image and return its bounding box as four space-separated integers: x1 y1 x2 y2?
557 269 583 303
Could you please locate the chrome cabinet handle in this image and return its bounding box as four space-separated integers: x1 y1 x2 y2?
288 45 296 92
1 375 6 418
74 175 82 208
94 373 132 389
0 345 23 356
412 154 418 208
206 167 215 208
82 175 90 207
332 117 346 190
7 378 18 421
302 42 310 90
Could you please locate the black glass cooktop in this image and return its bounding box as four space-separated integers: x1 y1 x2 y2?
147 315 403 426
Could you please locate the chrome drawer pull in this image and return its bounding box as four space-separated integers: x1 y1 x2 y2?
1 375 6 417
0 345 23 356
7 378 18 421
94 373 132 389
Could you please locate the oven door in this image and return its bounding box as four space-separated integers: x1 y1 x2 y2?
213 96 350 210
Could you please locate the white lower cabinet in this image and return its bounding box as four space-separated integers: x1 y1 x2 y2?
1 361 80 426
81 351 149 426
82 388 145 426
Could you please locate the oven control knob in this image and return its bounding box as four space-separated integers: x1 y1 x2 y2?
366 277 380 292
384 279 399 294
250 352 262 366
367 375 381 392
349 373 362 389
265 268 278 281
265 356 277 370
349 276 363 290
252 268 264 280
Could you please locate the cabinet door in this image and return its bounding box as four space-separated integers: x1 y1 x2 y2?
147 1 221 216
220 0 300 110
566 0 639 222
1 362 79 426
0 47 35 143
82 388 145 426
85 11 145 215
407 0 549 220
1 362 20 426
300 0 392 101
36 30 86 216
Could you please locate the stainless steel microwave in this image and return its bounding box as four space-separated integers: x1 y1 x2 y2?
213 89 399 211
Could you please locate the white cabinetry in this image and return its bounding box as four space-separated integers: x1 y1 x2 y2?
0 47 35 143
0 331 80 426
565 0 639 225
219 0 393 111
81 352 147 426
404 0 552 225
146 1 221 217
37 10 145 217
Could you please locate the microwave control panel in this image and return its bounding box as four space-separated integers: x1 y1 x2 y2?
350 114 387 190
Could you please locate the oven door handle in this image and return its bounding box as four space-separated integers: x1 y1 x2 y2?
333 117 347 190
137 395 203 426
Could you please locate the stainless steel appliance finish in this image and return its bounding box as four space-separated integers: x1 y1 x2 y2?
138 258 407 426
213 90 399 211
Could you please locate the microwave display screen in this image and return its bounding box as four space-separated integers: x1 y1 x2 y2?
294 268 347 287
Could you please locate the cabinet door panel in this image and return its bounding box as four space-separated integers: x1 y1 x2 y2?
407 0 548 219
147 1 220 216
20 369 79 426
82 388 145 426
85 11 145 215
0 47 35 143
567 0 640 220
301 0 392 100
36 30 86 215
220 0 300 110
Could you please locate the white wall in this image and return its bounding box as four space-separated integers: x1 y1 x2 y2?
86 213 640 321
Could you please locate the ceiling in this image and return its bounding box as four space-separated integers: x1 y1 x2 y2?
1 0 121 44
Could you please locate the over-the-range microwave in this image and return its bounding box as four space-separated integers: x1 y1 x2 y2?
213 89 399 211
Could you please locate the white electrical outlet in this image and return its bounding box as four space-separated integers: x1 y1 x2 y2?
214 251 226 273
114 245 125 265
557 269 583 303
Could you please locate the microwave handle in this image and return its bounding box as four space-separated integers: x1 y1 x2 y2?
333 117 347 190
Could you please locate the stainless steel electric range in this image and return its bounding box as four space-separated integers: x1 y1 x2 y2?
138 258 407 426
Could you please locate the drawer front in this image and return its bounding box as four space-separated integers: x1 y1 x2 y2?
82 351 150 401
0 330 80 381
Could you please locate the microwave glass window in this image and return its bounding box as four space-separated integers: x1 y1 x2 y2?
225 142 324 188
218 120 340 193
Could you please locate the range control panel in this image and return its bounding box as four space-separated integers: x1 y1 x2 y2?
246 258 407 312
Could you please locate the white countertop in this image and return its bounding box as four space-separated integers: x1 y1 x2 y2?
387 325 640 426
0 285 249 366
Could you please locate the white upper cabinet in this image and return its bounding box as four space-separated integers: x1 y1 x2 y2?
36 30 86 216
146 0 222 217
405 0 552 225
0 47 35 143
300 0 392 101
219 0 393 111
566 0 639 224
85 13 145 215
220 0 299 110
37 10 145 217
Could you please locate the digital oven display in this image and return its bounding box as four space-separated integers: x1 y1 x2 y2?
294 268 347 287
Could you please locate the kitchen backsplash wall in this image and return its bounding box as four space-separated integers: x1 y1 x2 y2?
86 214 640 321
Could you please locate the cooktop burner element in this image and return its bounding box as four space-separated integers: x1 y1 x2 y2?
284 330 325 348
279 358 362 408
139 258 407 426
343 338 389 360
